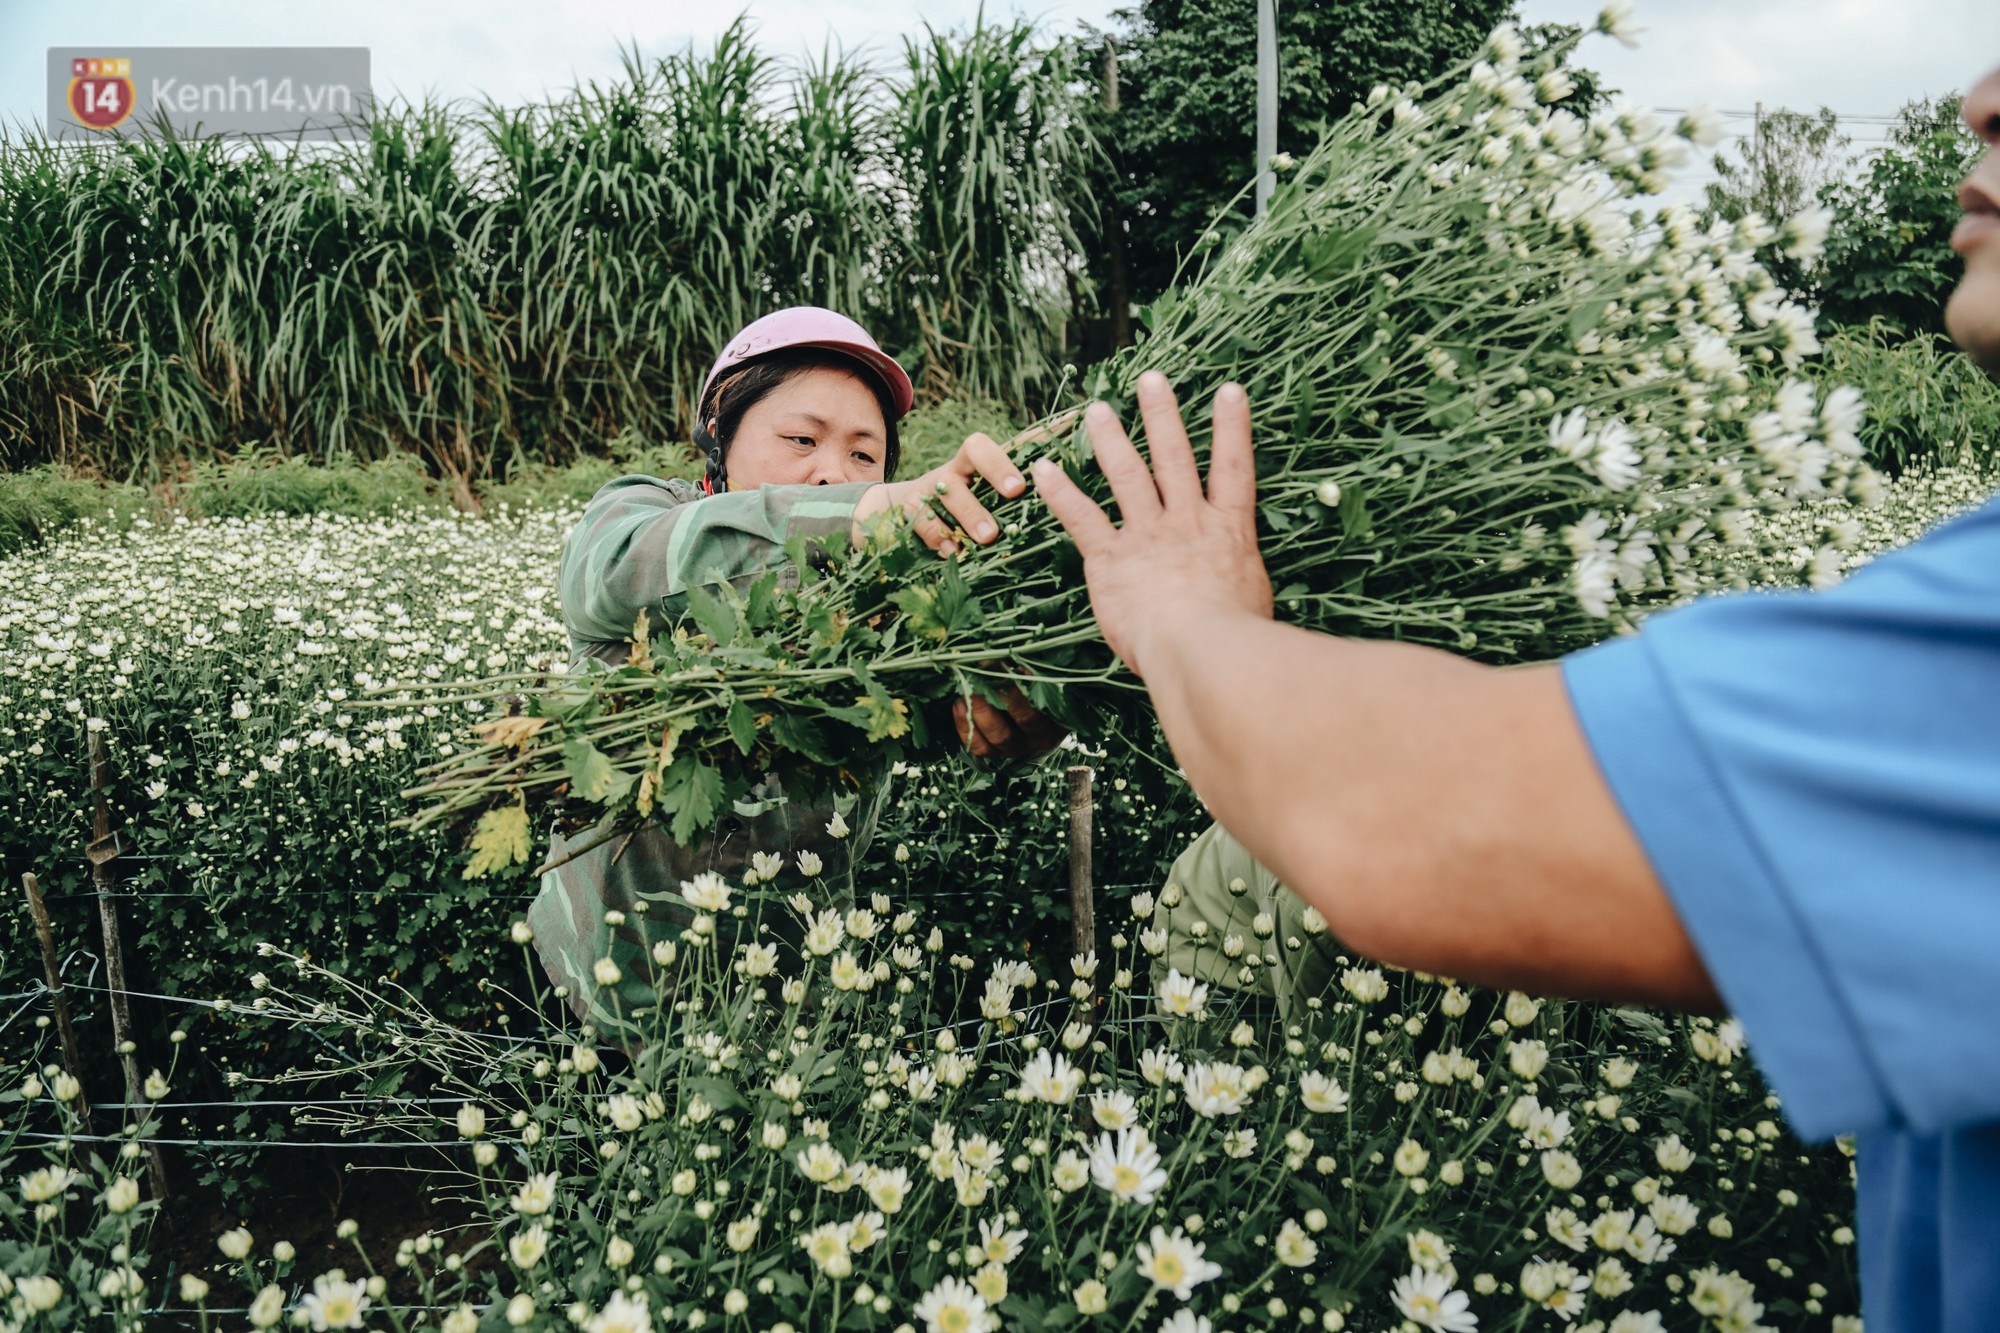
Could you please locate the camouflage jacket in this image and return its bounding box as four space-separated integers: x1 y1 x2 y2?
528 475 889 1044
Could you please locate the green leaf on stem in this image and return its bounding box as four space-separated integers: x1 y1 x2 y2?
726 701 758 755
659 753 726 845
562 739 631 805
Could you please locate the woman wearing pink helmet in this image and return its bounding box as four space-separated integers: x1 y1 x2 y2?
687 305 1022 550
527 307 1058 1042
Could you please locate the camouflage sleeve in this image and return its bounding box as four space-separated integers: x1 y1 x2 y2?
559 475 874 648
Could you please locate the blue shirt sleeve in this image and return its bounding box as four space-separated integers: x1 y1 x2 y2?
1561 493 2000 1143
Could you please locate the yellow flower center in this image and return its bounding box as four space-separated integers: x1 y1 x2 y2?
1113 1165 1141 1193
1409 1295 1442 1316
939 1307 972 1333
325 1297 356 1322
1155 1255 1186 1284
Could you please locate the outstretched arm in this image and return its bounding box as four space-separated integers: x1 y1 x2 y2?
559 478 876 646
1031 373 1716 1009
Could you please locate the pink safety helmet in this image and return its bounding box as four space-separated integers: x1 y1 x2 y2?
700 307 915 419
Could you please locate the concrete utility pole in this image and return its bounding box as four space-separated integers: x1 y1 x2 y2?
1103 39 1131 349
1254 0 1278 216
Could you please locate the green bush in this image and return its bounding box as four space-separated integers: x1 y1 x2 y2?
0 465 149 556
1817 97 1983 340
870 738 1208 965
0 495 1180 1123
1816 323 2000 475
180 448 446 519
896 397 1019 475
481 430 705 512
0 433 712 560
3 873 1862 1331
0 508 577 1120
0 389 1989 1175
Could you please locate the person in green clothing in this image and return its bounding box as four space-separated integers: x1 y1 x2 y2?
1148 823 1344 1030
527 306 1060 1044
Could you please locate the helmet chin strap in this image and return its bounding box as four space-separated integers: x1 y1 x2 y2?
693 417 727 495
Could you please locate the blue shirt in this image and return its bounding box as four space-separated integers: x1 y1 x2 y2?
1562 493 2000 1333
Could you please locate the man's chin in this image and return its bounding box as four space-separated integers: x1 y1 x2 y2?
1945 265 2000 380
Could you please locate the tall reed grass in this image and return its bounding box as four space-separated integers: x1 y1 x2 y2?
0 17 1100 488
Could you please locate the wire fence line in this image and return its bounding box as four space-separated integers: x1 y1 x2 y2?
83 1096 483 1110
11 862 1182 1159
94 1304 468 1320
15 1025 1176 1153
11 986 1175 1151
10 1129 485 1151
25 878 1166 904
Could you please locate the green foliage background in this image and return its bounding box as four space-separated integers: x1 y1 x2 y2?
1096 0 1518 302
1817 97 1986 340
0 18 1099 486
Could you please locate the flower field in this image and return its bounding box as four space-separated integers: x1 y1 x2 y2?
1 442 1988 1330
0 507 577 1065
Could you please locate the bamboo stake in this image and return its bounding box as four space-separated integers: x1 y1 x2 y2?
20 872 92 1134
1067 765 1095 961
87 732 172 1205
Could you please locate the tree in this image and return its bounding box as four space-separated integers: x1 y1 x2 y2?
1816 96 1983 340
1703 105 1851 225
1096 0 1519 306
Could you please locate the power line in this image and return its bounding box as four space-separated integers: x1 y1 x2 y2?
1650 106 1925 123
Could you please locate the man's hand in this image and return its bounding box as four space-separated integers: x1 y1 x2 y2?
1031 372 1274 679
953 681 1067 760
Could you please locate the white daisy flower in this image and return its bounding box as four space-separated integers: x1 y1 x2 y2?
1391 1265 1479 1332
1017 1050 1083 1105
681 871 731 912
1090 1089 1141 1130
510 1172 557 1215
976 1215 1027 1265
1155 969 1209 1017
1299 1070 1349 1113
584 1291 652 1333
1181 1061 1250 1118
1596 0 1642 48
913 1276 992 1333
1136 1225 1222 1300
1156 1312 1212 1333
1088 1127 1167 1205
297 1271 370 1331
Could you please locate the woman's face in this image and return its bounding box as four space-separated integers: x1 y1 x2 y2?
719 366 889 487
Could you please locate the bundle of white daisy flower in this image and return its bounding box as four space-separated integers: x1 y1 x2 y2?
409 4 1890 863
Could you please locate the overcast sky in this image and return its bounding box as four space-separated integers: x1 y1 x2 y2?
5 0 1996 198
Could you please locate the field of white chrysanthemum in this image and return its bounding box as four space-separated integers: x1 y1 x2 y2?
2 295 1988 1333
8 860 1869 1331
3 343 1987 1333
2 3 1995 1323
